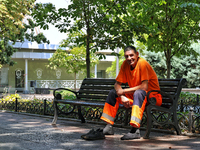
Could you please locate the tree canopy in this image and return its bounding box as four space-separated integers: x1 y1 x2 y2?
47 46 98 90
0 0 35 39
47 29 98 89
145 47 200 88
0 0 49 68
31 0 134 78
31 0 200 78
107 42 200 87
125 0 200 78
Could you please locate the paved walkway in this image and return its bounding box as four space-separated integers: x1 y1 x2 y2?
0 111 200 150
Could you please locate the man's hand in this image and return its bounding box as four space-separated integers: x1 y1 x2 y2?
116 88 124 97
121 95 130 108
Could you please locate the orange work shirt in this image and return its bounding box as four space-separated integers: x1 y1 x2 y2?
116 57 160 100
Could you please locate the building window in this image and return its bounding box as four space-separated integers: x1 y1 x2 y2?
97 70 105 78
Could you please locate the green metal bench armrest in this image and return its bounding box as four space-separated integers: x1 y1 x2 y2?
147 90 173 105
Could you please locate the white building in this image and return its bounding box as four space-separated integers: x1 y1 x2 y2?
0 41 117 93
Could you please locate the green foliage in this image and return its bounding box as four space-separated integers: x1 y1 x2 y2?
3 94 21 102
144 50 167 79
47 47 87 74
171 55 200 87
56 90 76 100
179 92 199 105
106 49 124 78
180 92 197 100
0 0 35 39
0 94 53 104
47 45 98 75
108 40 200 87
14 19 50 44
47 45 98 89
124 0 200 78
31 0 135 77
145 43 200 88
0 0 49 67
0 38 17 66
32 0 200 78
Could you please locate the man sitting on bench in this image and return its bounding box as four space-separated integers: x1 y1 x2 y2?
100 46 162 140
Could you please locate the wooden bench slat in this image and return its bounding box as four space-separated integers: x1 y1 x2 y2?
162 97 173 103
78 95 108 100
160 104 172 108
79 90 110 95
159 81 179 86
160 87 177 92
162 92 176 96
158 78 182 82
55 99 125 108
83 78 115 82
82 79 115 85
80 85 114 90
55 99 105 107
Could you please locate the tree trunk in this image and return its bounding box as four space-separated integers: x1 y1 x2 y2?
85 2 91 79
166 52 171 78
86 42 90 78
74 72 76 91
166 58 171 78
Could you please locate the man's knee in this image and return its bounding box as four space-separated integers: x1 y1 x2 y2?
134 90 146 98
133 90 146 106
109 89 117 96
106 89 118 106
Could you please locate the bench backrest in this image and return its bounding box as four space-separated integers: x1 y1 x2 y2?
78 78 128 101
158 78 186 108
78 78 186 107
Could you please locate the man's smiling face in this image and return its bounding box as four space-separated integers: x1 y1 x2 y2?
124 50 139 68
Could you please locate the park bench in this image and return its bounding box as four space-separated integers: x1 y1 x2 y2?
52 78 186 138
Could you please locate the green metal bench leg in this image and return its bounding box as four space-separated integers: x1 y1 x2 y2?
78 106 85 123
173 113 181 135
143 107 153 139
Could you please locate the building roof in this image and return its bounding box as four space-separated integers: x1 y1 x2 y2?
11 41 116 61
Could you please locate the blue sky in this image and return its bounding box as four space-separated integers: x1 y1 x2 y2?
35 0 70 44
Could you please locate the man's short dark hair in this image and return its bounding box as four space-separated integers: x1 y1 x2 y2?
124 46 137 53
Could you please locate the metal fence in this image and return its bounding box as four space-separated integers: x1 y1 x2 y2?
0 95 200 134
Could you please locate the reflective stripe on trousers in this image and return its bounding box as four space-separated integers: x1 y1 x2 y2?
100 89 147 127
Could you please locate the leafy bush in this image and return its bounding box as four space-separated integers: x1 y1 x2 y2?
144 44 200 88
0 94 52 104
55 90 76 100
179 92 198 105
180 92 197 99
3 94 21 102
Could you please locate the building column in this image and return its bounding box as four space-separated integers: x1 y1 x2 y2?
116 47 119 77
23 59 29 94
95 64 97 78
